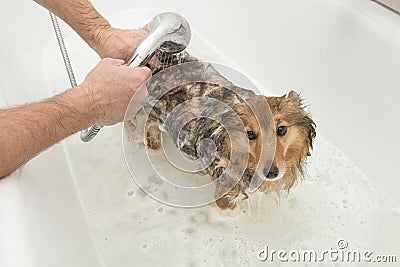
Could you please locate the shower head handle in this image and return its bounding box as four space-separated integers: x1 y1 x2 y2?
125 12 191 67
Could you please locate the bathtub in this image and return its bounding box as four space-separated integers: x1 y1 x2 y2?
1 0 400 266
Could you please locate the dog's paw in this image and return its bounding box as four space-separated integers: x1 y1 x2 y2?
196 169 209 176
215 197 238 210
215 198 241 216
146 133 161 150
145 121 162 150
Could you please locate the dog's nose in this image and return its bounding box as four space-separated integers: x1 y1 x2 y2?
264 165 279 179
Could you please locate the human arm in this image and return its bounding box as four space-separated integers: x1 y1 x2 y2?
0 58 151 178
34 0 147 60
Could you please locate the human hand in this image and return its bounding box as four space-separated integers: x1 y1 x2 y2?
79 58 151 126
93 26 148 61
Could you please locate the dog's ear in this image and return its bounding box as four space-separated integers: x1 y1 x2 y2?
286 90 316 154
286 90 302 106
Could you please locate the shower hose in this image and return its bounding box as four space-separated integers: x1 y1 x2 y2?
49 12 103 142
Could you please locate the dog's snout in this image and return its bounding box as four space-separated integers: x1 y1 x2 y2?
264 165 279 179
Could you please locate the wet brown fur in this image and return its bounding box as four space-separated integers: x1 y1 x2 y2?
213 92 316 209
136 54 316 210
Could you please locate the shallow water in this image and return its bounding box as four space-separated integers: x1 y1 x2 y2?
62 124 399 267
44 8 400 266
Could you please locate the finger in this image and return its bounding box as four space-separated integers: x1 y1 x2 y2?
135 66 152 78
112 58 126 66
135 28 148 38
103 57 125 66
124 66 151 85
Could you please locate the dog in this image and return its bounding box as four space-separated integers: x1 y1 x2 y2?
129 52 316 210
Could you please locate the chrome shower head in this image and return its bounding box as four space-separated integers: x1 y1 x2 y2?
125 12 191 67
80 12 191 142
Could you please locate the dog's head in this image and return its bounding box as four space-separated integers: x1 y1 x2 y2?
260 91 316 193
226 90 316 194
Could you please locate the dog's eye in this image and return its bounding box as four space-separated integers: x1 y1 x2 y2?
277 126 287 136
247 131 257 140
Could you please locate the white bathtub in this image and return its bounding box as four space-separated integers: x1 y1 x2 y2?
1 0 400 266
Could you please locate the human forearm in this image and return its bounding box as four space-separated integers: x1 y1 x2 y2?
0 86 96 178
0 58 150 178
34 0 110 53
34 0 148 60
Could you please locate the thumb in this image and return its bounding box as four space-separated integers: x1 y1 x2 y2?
134 66 152 78
142 24 149 32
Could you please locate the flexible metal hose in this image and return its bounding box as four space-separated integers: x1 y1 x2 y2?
49 12 77 88
49 12 102 142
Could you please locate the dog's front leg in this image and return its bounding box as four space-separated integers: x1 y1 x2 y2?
215 184 241 210
145 119 161 150
211 167 241 210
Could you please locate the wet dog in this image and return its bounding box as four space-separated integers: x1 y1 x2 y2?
130 53 316 210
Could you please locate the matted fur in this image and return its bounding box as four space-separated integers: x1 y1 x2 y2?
131 52 316 209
